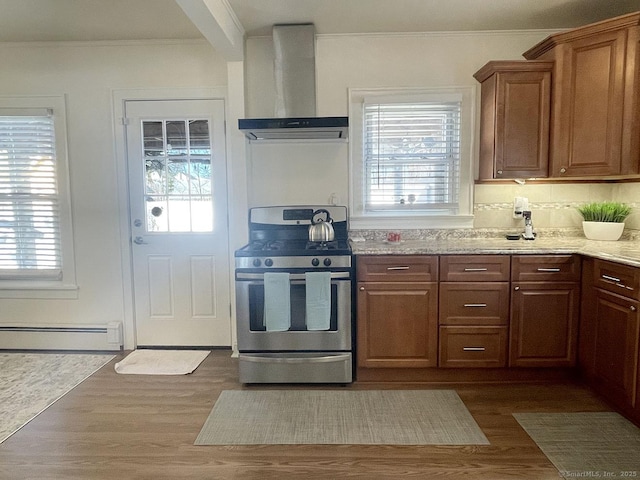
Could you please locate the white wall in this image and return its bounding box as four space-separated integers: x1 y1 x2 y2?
0 40 228 346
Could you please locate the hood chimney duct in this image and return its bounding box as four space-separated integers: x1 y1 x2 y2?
273 24 316 118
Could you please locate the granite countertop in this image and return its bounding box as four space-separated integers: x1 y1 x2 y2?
349 234 640 268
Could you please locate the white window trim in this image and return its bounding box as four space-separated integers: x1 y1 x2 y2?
0 95 77 299
348 87 475 229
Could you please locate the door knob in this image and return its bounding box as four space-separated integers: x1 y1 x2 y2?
133 236 148 245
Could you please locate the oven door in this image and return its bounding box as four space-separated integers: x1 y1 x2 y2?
235 271 352 352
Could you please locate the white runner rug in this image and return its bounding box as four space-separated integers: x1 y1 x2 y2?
114 349 210 375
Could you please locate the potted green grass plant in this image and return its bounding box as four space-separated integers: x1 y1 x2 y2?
577 201 632 241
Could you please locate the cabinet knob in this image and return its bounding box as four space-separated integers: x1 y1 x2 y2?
560 167 567 174
497 170 503 175
359 286 365 291
514 286 520 291
631 305 637 312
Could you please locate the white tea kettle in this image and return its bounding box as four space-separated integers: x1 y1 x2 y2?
308 209 335 242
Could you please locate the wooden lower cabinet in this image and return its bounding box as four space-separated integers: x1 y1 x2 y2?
580 258 640 425
509 282 580 367
357 281 438 368
509 255 581 368
592 288 639 407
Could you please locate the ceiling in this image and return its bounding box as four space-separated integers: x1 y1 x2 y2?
0 0 637 43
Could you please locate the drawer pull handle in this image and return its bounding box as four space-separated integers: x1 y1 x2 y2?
463 347 486 352
464 268 488 272
602 274 621 283
387 266 410 271
464 303 487 308
537 268 560 272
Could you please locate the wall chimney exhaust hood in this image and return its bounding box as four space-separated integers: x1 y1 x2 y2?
238 24 348 141
238 117 348 140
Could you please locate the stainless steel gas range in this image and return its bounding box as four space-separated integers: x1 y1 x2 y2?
235 205 353 384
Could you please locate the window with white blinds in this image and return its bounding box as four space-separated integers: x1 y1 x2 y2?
363 101 461 214
0 113 62 279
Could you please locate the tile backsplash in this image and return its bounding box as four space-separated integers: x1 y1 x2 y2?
473 183 640 230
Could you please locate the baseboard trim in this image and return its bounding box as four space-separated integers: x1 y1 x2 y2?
0 323 123 351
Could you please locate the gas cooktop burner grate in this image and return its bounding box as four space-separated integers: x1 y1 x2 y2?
249 240 285 251
306 240 339 250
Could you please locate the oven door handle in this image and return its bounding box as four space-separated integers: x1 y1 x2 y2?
236 272 351 281
240 354 351 364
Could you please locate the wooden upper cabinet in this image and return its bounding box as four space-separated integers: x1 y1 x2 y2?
474 61 552 179
523 12 640 177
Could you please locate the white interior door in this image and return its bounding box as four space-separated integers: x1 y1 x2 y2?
124 99 231 347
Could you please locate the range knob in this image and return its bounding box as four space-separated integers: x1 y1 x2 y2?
264 258 273 267
311 258 320 267
323 258 332 267
252 258 261 267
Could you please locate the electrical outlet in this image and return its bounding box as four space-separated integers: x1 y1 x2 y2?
513 197 529 219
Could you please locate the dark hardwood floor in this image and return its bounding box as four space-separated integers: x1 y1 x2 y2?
0 350 612 479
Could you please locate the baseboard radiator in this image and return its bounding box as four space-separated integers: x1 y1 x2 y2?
0 322 123 351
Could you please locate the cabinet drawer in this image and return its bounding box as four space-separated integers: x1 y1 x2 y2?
440 255 510 282
357 255 438 282
439 326 508 368
511 255 581 282
593 259 640 300
439 282 509 325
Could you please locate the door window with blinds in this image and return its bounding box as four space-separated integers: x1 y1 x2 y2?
0 97 75 290
350 88 474 229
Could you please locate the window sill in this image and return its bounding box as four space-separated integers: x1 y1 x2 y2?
0 283 79 299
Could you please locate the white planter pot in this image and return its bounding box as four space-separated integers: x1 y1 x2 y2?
582 221 625 241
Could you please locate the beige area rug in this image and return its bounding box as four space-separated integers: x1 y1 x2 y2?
0 353 114 443
114 349 210 375
195 389 489 445
514 412 640 479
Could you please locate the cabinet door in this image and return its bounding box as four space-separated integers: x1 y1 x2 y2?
593 288 639 407
474 61 552 179
551 29 628 176
494 70 551 178
509 282 580 367
357 282 438 368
